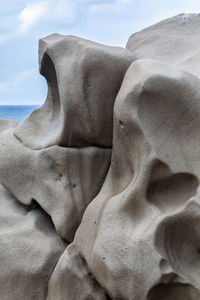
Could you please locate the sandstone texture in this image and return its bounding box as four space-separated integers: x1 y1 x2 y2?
1 13 200 300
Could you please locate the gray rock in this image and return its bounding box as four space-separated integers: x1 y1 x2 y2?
0 119 18 133
126 13 200 77
0 128 111 242
15 34 134 150
47 244 107 300
1 13 200 300
71 58 200 299
0 184 66 299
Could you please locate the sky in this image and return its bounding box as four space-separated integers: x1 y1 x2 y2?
0 0 200 105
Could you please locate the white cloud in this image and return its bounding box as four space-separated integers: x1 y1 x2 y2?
0 35 7 44
88 0 132 14
52 0 76 23
0 0 78 44
0 69 35 92
117 0 133 3
18 2 47 34
18 0 78 33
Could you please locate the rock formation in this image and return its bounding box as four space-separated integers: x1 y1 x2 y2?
1 13 200 299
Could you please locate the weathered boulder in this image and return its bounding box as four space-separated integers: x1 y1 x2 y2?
0 128 111 242
0 184 66 299
127 13 200 77
15 34 134 149
65 59 200 299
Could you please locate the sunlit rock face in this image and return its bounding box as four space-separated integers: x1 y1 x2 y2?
15 34 134 149
1 13 200 300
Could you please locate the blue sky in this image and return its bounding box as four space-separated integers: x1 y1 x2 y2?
0 0 199 105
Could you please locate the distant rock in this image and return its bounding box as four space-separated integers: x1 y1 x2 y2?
0 119 18 133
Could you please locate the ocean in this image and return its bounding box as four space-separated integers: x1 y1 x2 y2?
0 105 40 123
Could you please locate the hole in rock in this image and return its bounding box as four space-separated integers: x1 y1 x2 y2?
80 255 87 268
147 173 198 212
159 259 172 274
147 283 200 300
119 120 124 129
105 293 112 300
27 199 41 211
27 199 56 231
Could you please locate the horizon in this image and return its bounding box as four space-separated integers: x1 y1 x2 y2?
0 1 200 105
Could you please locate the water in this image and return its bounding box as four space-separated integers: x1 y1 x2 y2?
0 105 40 123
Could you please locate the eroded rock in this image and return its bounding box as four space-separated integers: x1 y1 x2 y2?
15 34 135 150
47 244 107 300
0 184 66 299
66 58 200 299
1 13 200 300
0 128 111 242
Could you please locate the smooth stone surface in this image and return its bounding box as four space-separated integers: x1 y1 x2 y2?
15 34 135 150
47 244 107 300
126 13 200 77
0 184 66 300
0 118 18 133
67 58 200 299
0 128 111 242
